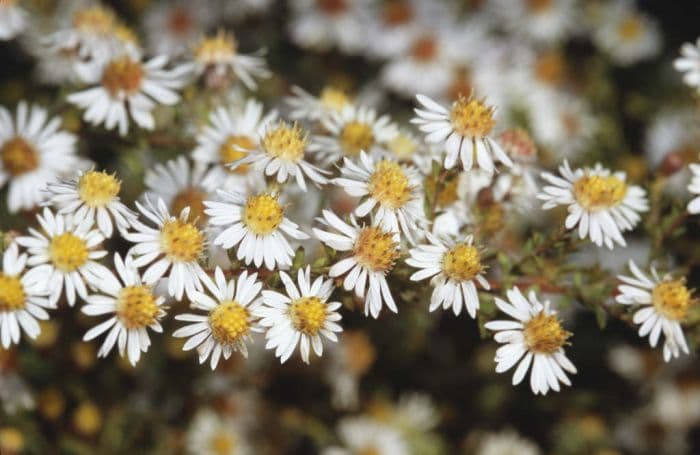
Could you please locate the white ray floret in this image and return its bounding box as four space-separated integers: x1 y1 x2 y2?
687 163 700 214
674 38 700 94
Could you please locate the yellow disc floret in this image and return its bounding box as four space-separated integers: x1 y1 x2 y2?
319 86 350 112
368 160 413 209
340 121 374 157
652 279 693 321
172 187 207 223
49 233 89 272
573 175 627 211
387 132 418 161
353 227 399 272
289 296 327 336
78 171 120 208
195 30 237 64
449 96 496 138
0 274 25 312
160 219 204 262
242 194 284 235
618 15 643 41
262 122 307 162
72 5 115 34
209 300 250 345
442 243 482 282
219 135 255 174
1 137 39 176
101 56 144 97
116 285 159 329
209 432 237 455
523 311 571 354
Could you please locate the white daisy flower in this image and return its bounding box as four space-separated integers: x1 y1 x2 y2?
258 266 342 364
192 30 270 90
205 190 309 270
143 156 211 224
689 164 700 214
124 198 208 301
67 53 191 136
477 430 540 455
592 0 661 66
143 1 211 57
310 104 398 164
484 287 577 395
486 0 577 45
334 151 425 243
234 121 329 191
538 160 649 249
45 169 136 238
616 260 695 362
82 254 166 366
406 233 490 318
15 208 109 307
0 0 26 40
288 0 370 54
185 408 252 455
313 210 400 318
173 268 263 369
412 94 513 174
0 102 82 213
674 38 700 93
322 416 409 455
0 243 52 348
192 99 277 192
286 85 352 123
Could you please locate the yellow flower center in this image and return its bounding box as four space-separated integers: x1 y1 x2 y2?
160 219 204 262
357 448 380 455
195 30 237 64
652 280 693 321
319 86 350 112
383 0 414 25
116 285 159 329
572 175 627 211
442 244 482 282
172 187 207 224
72 5 115 34
353 227 399 272
113 24 139 46
410 35 438 62
340 121 374 157
101 56 144 97
78 171 121 208
527 0 553 13
289 296 327 336
219 135 255 174
1 136 39 177
242 194 284 235
447 67 473 101
498 128 538 162
424 174 459 208
72 402 102 437
317 0 347 15
387 133 417 160
210 432 237 455
0 274 25 312
367 160 412 209
534 51 566 86
480 203 505 235
0 427 24 453
523 311 571 354
449 96 496 138
618 15 643 41
209 300 251 345
49 233 89 272
262 122 307 162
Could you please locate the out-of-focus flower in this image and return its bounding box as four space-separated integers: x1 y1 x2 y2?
186 408 252 455
406 233 490 318
46 169 136 238
258 266 342 364
313 210 400 318
143 1 211 57
616 260 694 362
538 160 648 249
0 0 26 40
287 85 352 123
0 243 51 348
322 416 409 455
334 151 424 243
412 94 512 174
674 38 700 93
0 102 82 213
288 0 370 55
487 0 577 45
476 429 540 455
124 198 208 301
82 254 166 366
16 208 109 307
687 163 700 214
67 54 191 136
205 190 309 270
174 268 263 369
485 287 576 395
